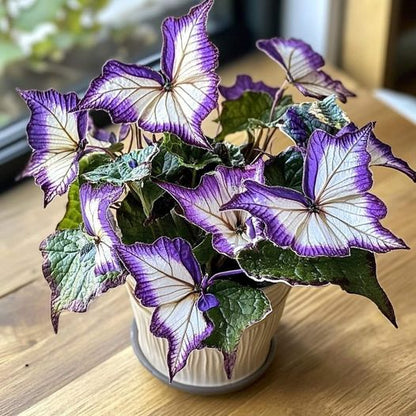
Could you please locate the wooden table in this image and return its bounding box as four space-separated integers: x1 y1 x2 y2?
1 53 415 416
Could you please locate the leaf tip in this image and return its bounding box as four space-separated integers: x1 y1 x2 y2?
168 365 178 383
51 310 60 334
222 350 237 379
384 304 398 329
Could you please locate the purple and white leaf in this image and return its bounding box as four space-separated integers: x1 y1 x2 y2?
294 70 355 104
118 237 202 306
77 0 219 149
157 159 265 257
338 123 416 181
80 183 123 275
117 237 217 380
223 125 408 257
151 297 214 380
256 37 355 102
18 89 88 206
219 74 279 100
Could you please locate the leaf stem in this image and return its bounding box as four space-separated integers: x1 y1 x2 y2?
246 128 264 162
214 104 222 140
85 145 116 160
253 127 264 151
191 169 198 188
209 268 243 284
128 181 152 217
269 79 289 122
262 126 279 152
126 126 134 153
136 124 143 149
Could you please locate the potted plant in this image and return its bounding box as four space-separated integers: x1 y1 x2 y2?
18 0 415 394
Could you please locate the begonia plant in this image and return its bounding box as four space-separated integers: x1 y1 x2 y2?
19 0 415 381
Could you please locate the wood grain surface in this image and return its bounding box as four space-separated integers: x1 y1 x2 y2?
1 52 415 416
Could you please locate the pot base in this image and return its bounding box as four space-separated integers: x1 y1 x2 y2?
130 320 278 395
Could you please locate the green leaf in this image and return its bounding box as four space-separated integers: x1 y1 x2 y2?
162 134 221 170
193 235 217 265
40 228 124 332
247 95 294 130
212 142 245 167
83 146 159 185
274 95 294 118
57 153 111 230
264 147 304 191
237 241 396 326
156 210 199 242
57 180 82 230
281 95 350 144
116 193 199 244
107 142 124 153
132 179 165 218
204 280 271 354
308 95 350 128
218 93 294 139
116 193 155 244
152 146 182 179
217 92 272 140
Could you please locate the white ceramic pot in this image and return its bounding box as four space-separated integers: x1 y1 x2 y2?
127 278 290 394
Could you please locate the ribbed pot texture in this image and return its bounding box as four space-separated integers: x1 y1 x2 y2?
127 279 290 388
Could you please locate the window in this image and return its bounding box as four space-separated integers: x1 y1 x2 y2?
0 0 280 189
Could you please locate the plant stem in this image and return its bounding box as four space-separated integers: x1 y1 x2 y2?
136 124 143 149
268 79 289 122
205 260 212 277
128 181 151 217
246 128 264 162
214 104 221 139
126 125 134 153
209 268 243 283
85 145 116 160
262 126 278 153
253 127 264 151
214 255 227 271
191 169 197 188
